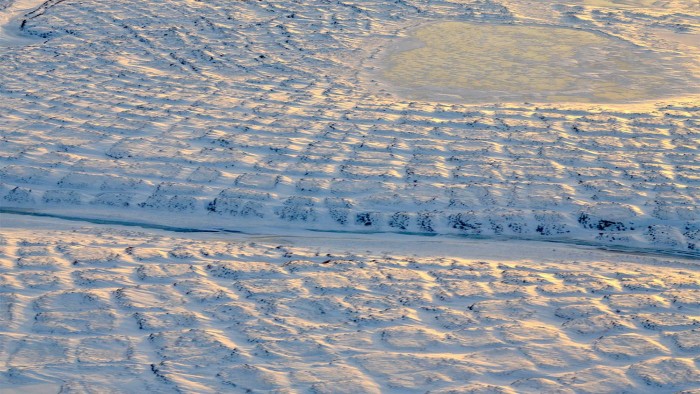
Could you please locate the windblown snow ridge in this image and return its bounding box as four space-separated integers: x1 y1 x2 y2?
1 0 699 254
0 221 698 393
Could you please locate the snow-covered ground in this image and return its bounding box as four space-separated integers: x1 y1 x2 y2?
0 0 698 255
0 0 699 391
1 214 699 393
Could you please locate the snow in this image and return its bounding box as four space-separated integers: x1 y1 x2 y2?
380 21 696 103
0 214 699 392
0 0 49 47
0 0 698 255
0 0 698 391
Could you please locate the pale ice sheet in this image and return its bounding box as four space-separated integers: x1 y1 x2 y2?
382 22 697 103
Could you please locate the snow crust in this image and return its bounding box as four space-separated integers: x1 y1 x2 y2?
0 0 698 255
0 0 699 391
0 215 698 393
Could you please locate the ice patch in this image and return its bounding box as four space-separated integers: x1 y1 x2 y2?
382 22 697 103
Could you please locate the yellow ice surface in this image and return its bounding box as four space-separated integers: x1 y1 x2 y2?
579 0 658 7
383 22 694 103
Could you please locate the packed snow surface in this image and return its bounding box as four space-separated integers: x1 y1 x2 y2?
0 215 699 393
0 0 699 255
0 0 699 391
0 0 699 256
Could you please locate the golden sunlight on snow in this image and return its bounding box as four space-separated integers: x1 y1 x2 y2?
382 22 697 103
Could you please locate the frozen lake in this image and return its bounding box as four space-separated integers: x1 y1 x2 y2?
382 21 696 103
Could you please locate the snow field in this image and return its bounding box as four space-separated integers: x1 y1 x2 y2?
0 0 699 391
0 0 699 255
0 217 698 392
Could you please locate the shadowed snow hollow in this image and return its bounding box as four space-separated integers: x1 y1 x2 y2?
0 0 48 47
382 22 697 103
